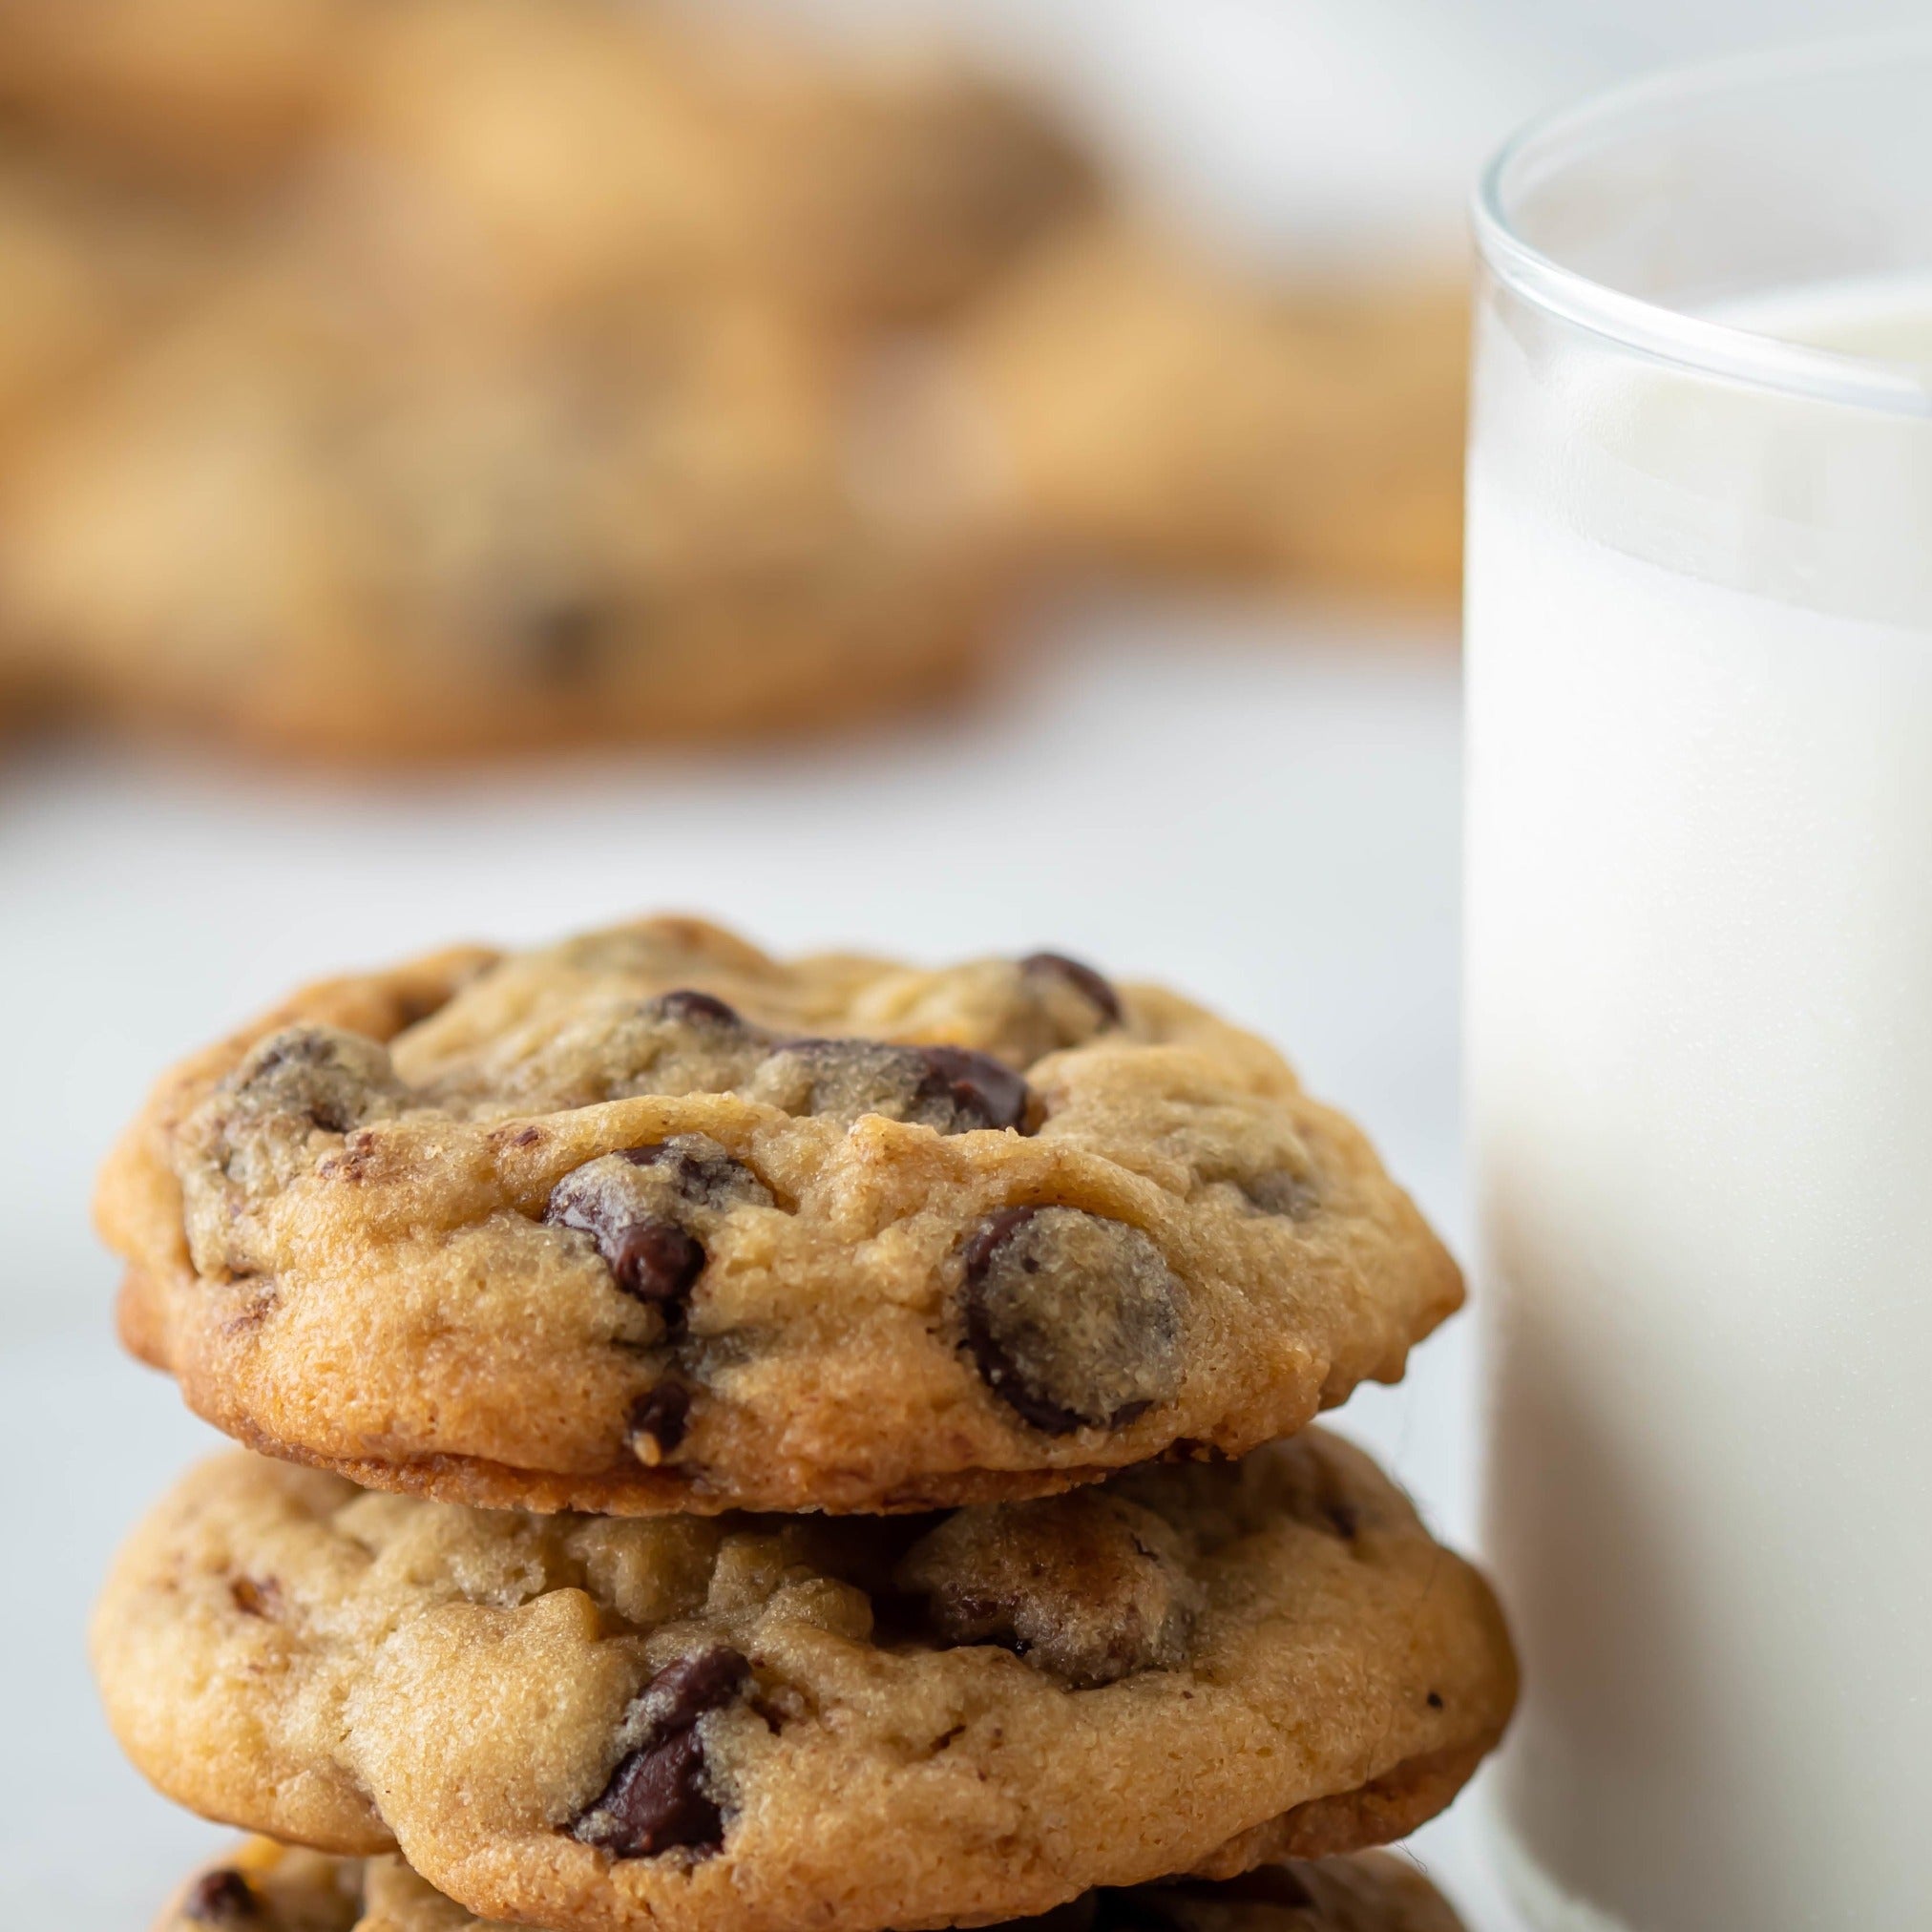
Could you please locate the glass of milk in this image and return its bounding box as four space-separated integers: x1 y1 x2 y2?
1467 37 1932 1932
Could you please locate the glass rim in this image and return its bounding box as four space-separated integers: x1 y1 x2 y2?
1472 32 1932 417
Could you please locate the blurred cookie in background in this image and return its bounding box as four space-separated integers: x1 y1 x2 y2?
0 146 222 433
322 0 1101 331
0 254 1001 758
0 0 1467 762
0 0 1079 756
0 144 230 733
945 222 1466 606
0 0 375 192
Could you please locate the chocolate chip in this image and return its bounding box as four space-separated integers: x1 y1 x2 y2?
182 1870 259 1924
190 1024 409 1205
512 991 772 1109
582 1725 718 1858
898 1489 1201 1687
1239 1169 1322 1220
644 1646 750 1726
619 1221 704 1306
1427 1690 1444 1710
619 1137 771 1211
518 598 609 685
914 1044 1032 1131
1277 1457 1368 1545
752 1038 1031 1134
549 1173 701 1307
229 1026 402 1136
228 1576 281 1619
547 1136 770 1314
1020 952 1123 1026
388 985 454 1031
572 1647 749 1858
960 1206 1183 1434
628 1381 691 1460
652 989 743 1029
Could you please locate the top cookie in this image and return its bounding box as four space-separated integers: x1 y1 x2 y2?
100 915 1461 1513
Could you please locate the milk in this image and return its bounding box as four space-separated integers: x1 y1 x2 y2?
1467 278 1932 1929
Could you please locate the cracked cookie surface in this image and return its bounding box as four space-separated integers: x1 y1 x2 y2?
156 1838 1464 1932
100 916 1462 1515
101 1433 1513 1932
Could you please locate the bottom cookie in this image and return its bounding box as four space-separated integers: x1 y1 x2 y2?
94 1438 1514 1932
158 1839 1465 1932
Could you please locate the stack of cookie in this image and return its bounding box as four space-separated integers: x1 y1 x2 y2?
90 915 1517 1932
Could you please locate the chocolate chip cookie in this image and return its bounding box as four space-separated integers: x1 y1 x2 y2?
158 1838 1465 1932
950 222 1466 603
333 0 1098 330
0 152 218 432
0 0 372 191
99 1434 1513 1932
99 916 1462 1513
0 251 998 759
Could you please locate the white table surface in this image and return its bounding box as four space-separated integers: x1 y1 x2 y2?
0 593 1522 1927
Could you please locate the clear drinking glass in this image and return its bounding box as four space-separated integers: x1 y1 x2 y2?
1466 37 1932 1932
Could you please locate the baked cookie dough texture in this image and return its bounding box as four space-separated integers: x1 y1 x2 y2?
100 916 1463 1514
157 1838 1465 1932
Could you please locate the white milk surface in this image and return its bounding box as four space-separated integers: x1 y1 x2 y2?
1467 281 1932 1930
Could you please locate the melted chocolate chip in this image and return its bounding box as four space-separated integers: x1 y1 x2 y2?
519 598 609 686
182 1870 259 1924
616 1220 705 1306
628 1380 691 1459
225 1025 402 1138
199 1025 408 1202
388 985 453 1031
960 1206 1183 1434
1427 1690 1444 1710
914 1044 1032 1132
1239 1169 1322 1221
651 989 744 1030
520 991 771 1109
1279 1459 1368 1545
754 1038 1031 1134
547 1136 769 1315
899 1489 1201 1687
548 1172 703 1308
228 1575 281 1619
647 1647 750 1725
585 1726 717 1858
620 1137 769 1211
1020 952 1124 1026
572 1647 749 1858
